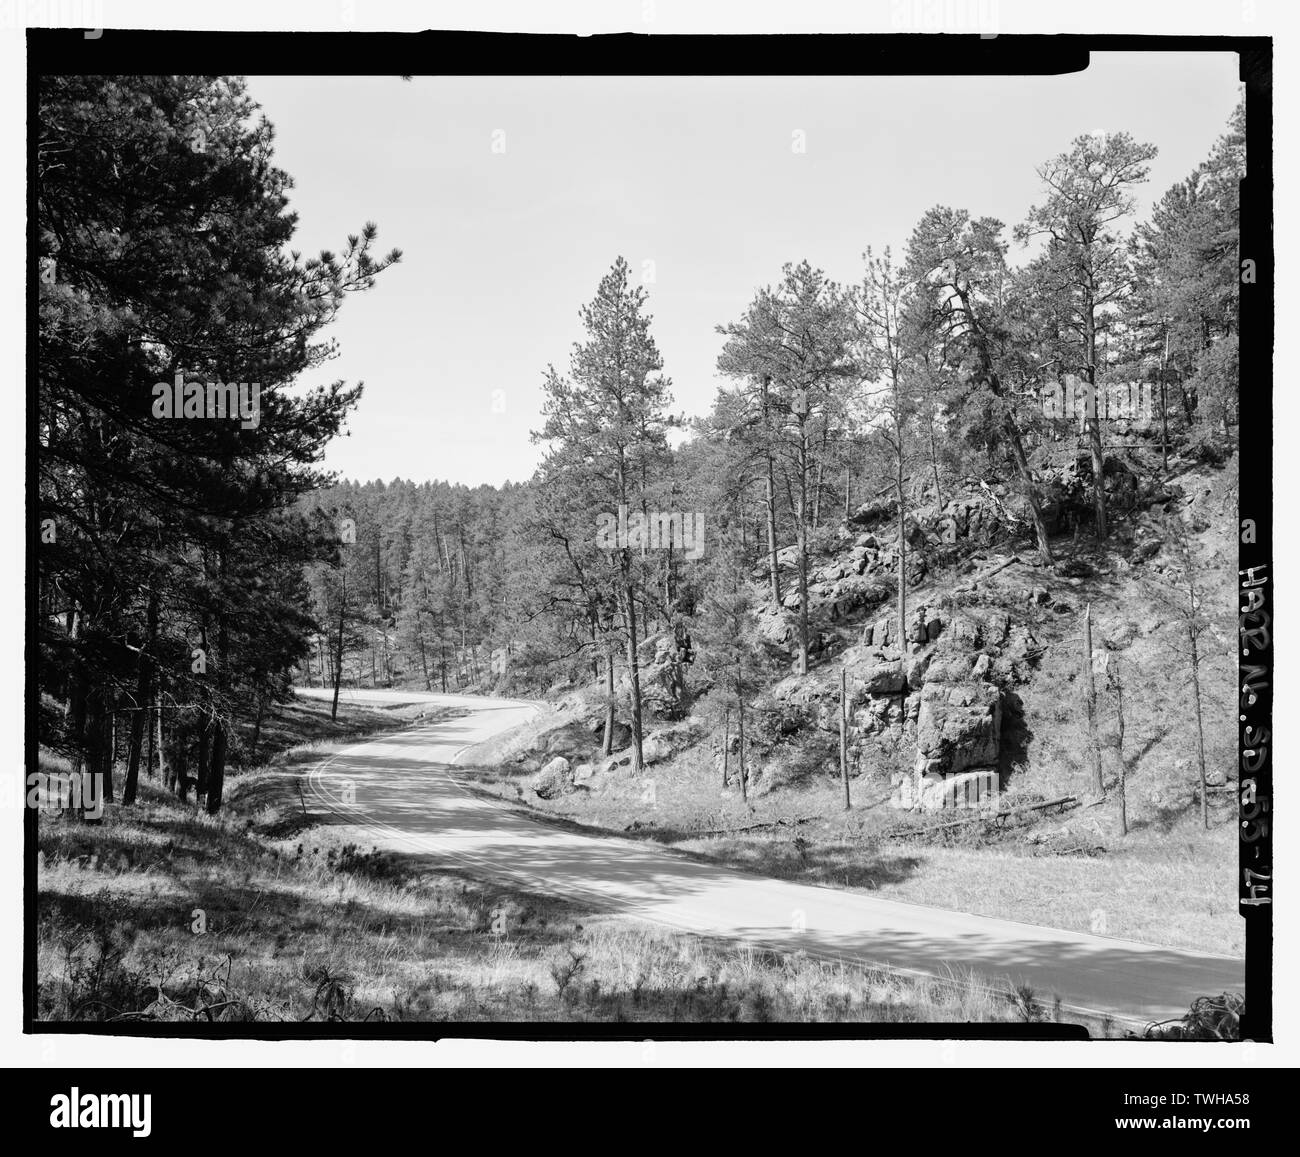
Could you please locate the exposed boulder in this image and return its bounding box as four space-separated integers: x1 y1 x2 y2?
852 659 906 698
532 756 573 799
525 719 597 767
640 734 671 765
936 491 1004 547
588 717 632 750
917 766 999 810
914 679 1001 778
757 606 792 646
863 614 902 652
849 495 897 528
922 654 972 684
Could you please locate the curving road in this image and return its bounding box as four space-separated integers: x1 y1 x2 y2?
294 685 1244 1026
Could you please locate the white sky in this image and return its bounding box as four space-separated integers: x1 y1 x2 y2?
248 54 1242 486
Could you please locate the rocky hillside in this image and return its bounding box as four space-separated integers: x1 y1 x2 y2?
499 443 1236 821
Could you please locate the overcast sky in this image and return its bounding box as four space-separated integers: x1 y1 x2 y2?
248 54 1242 487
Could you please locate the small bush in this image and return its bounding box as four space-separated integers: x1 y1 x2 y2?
325 843 408 884
1144 991 1243 1040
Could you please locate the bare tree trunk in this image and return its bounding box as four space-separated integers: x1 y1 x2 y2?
331 572 347 721
82 691 110 820
68 668 87 776
418 619 431 691
812 457 825 528
196 711 210 801
896 420 907 652
205 720 227 815
796 419 810 675
1160 329 1170 474
761 377 782 605
144 700 155 781
602 635 616 756
174 732 189 803
123 591 158 805
927 410 943 512
251 690 265 765
1189 628 1209 830
1081 603 1105 799
1113 659 1127 837
766 465 781 604
722 707 730 787
839 666 850 809
736 685 748 806
1006 422 1053 564
156 700 169 790
1082 275 1108 539
622 579 645 774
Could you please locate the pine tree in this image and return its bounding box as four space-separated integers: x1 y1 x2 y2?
904 207 1055 564
39 75 400 811
1016 131 1158 539
717 262 855 675
533 258 676 773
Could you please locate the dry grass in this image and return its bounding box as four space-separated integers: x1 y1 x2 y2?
674 811 1241 956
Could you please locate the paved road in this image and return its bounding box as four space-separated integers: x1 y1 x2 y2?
295 685 1244 1025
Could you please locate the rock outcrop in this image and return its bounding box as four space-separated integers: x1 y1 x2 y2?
531 756 573 799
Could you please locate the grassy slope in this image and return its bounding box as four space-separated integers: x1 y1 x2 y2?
461 455 1243 957
36 699 1032 1025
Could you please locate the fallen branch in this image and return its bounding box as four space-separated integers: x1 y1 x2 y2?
954 554 1023 595
887 795 1078 839
691 815 819 838
993 795 1079 824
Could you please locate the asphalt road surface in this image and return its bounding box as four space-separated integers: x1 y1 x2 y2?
295 685 1244 1025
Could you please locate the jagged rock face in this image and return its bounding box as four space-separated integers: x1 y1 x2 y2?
852 660 906 698
864 601 948 652
913 680 1001 778
1038 454 1145 530
589 718 633 750
935 492 1004 546
617 634 689 719
538 720 598 761
849 496 897 529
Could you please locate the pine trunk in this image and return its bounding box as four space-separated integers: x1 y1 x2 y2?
205 721 227 815
1081 604 1105 799
623 579 645 774
602 642 616 756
